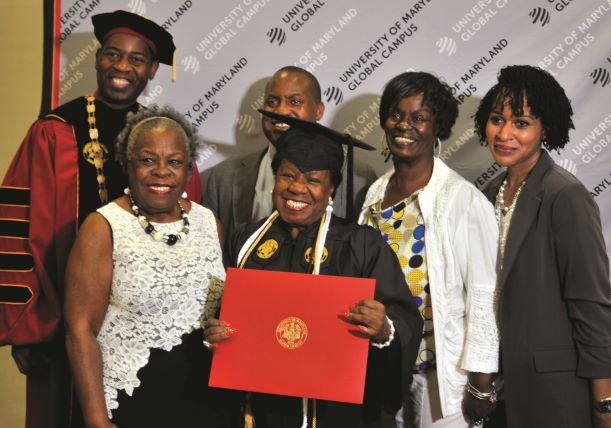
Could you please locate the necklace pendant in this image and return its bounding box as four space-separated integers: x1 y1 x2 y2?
82 141 109 165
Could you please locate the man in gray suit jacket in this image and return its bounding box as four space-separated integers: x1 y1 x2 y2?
203 66 377 240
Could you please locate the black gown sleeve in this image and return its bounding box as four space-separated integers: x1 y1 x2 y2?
354 226 423 412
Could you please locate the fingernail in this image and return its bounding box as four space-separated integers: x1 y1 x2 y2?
358 325 368 332
226 328 236 336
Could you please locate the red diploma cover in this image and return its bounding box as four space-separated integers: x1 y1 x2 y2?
209 267 375 404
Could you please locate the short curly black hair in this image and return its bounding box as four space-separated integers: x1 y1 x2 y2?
379 72 458 141
474 65 574 151
116 104 202 176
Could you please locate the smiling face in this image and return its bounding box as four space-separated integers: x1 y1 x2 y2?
261 70 324 144
127 125 188 222
485 97 544 174
383 94 437 163
273 159 334 230
95 33 159 109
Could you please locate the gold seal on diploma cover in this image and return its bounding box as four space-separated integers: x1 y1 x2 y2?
304 246 328 264
256 239 279 259
276 317 308 349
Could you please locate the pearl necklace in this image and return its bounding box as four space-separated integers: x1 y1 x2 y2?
124 188 189 246
495 178 525 260
495 178 525 222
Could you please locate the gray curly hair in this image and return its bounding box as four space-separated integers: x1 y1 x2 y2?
116 104 202 176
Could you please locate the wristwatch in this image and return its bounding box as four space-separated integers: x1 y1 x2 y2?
594 397 611 413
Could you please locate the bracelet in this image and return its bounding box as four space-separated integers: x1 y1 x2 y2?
466 381 497 403
594 397 611 413
371 316 395 349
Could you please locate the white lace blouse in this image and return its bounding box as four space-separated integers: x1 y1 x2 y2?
96 202 225 417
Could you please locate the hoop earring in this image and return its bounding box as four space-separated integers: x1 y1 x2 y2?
435 138 442 158
381 133 391 162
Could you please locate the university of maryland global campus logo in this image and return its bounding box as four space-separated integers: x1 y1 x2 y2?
324 86 344 105
529 7 551 26
267 27 287 46
276 316 308 349
590 66 611 88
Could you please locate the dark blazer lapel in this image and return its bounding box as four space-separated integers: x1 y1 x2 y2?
500 150 554 287
483 173 505 204
232 149 266 226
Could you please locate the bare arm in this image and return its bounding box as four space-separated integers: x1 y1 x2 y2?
64 213 116 428
592 378 611 428
216 217 225 251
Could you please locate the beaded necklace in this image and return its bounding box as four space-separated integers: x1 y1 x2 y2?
124 188 190 246
494 177 525 262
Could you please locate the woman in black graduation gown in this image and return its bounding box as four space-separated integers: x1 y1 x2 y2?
205 113 422 428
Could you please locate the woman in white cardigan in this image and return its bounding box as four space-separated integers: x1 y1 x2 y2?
359 72 499 428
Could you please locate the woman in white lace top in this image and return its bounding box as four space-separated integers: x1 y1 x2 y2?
358 72 499 428
64 106 239 428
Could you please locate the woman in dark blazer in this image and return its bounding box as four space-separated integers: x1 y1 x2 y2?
474 65 611 428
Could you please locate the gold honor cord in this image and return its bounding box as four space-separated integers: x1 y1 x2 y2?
239 210 279 428
238 211 280 269
82 95 109 204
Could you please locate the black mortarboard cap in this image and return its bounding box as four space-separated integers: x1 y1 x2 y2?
273 127 345 176
259 109 374 221
259 109 374 152
92 10 176 66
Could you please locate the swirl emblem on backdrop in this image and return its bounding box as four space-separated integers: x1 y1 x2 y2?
324 86 344 105
182 56 201 74
529 7 551 26
436 37 457 56
180 55 201 74
128 0 146 15
267 27 287 46
236 113 259 135
558 158 578 175
590 68 610 88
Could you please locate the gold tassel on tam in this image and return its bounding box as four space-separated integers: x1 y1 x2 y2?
172 51 177 82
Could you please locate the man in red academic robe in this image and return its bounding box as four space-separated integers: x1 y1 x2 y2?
0 10 201 428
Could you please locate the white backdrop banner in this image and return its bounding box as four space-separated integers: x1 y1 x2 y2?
55 0 611 260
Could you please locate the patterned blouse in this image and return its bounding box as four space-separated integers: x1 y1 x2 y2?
367 191 435 373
